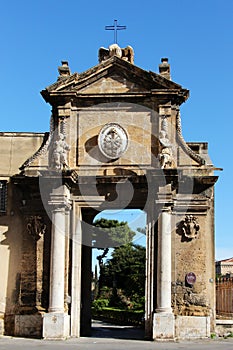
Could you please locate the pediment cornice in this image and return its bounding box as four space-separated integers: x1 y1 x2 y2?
41 56 189 104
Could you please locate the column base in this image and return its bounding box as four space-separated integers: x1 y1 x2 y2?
153 312 175 340
43 313 70 339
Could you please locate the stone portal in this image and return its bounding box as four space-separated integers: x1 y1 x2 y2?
0 43 219 340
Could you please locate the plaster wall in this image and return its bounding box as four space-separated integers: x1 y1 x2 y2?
0 183 24 335
0 133 45 177
0 133 46 335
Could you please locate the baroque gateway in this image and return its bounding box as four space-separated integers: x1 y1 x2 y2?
0 44 219 340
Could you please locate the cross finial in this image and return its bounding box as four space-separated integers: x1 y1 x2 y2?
105 19 126 44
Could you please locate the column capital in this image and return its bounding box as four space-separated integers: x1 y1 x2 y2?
161 206 172 214
48 185 72 211
156 184 173 208
52 204 71 212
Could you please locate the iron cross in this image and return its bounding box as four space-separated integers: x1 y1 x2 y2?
105 19 126 44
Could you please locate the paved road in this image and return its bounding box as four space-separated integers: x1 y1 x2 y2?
0 320 233 350
0 336 233 350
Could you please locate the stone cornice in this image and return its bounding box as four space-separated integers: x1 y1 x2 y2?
173 194 210 214
41 56 189 106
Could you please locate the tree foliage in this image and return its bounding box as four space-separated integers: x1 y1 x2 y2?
93 218 135 249
101 243 146 307
92 218 136 296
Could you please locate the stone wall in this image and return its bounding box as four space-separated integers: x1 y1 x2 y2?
73 106 155 175
171 190 215 325
0 315 4 335
175 316 210 338
0 133 45 176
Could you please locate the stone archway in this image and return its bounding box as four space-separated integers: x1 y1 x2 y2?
0 44 219 340
42 172 175 340
19 45 218 340
82 208 147 338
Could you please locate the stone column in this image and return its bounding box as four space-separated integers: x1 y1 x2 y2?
43 185 71 339
48 207 67 313
64 209 71 313
153 185 174 340
156 208 172 313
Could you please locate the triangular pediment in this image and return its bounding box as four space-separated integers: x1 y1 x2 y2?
42 56 188 98
78 74 149 94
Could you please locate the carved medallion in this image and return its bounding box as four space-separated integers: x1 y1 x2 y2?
98 123 128 159
181 215 200 240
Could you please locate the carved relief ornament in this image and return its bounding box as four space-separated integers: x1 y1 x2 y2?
181 215 200 240
51 133 70 170
26 216 46 241
158 115 174 169
98 123 128 159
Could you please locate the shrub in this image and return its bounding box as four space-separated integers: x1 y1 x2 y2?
92 307 144 326
92 299 109 310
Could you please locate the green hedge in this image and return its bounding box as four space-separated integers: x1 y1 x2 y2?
92 307 144 327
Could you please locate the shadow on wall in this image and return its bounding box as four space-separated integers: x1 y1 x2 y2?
0 181 51 337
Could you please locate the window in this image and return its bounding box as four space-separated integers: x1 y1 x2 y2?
0 181 7 214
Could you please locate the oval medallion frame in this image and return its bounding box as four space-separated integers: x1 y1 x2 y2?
98 123 128 160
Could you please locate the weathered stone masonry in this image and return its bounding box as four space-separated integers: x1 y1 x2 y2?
0 43 219 340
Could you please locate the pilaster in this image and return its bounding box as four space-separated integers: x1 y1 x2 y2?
70 203 82 337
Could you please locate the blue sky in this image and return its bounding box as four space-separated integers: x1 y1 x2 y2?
0 0 232 260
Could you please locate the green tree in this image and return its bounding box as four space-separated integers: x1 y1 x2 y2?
102 243 146 308
93 218 135 249
93 218 135 294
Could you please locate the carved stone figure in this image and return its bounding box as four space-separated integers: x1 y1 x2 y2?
51 133 70 170
182 215 200 240
158 119 174 169
159 130 171 148
26 215 46 241
159 147 173 169
109 44 122 58
98 44 134 64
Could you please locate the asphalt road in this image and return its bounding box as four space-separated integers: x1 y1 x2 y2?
0 336 233 350
0 320 233 350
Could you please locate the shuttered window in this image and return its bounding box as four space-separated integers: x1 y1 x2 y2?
0 181 7 214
